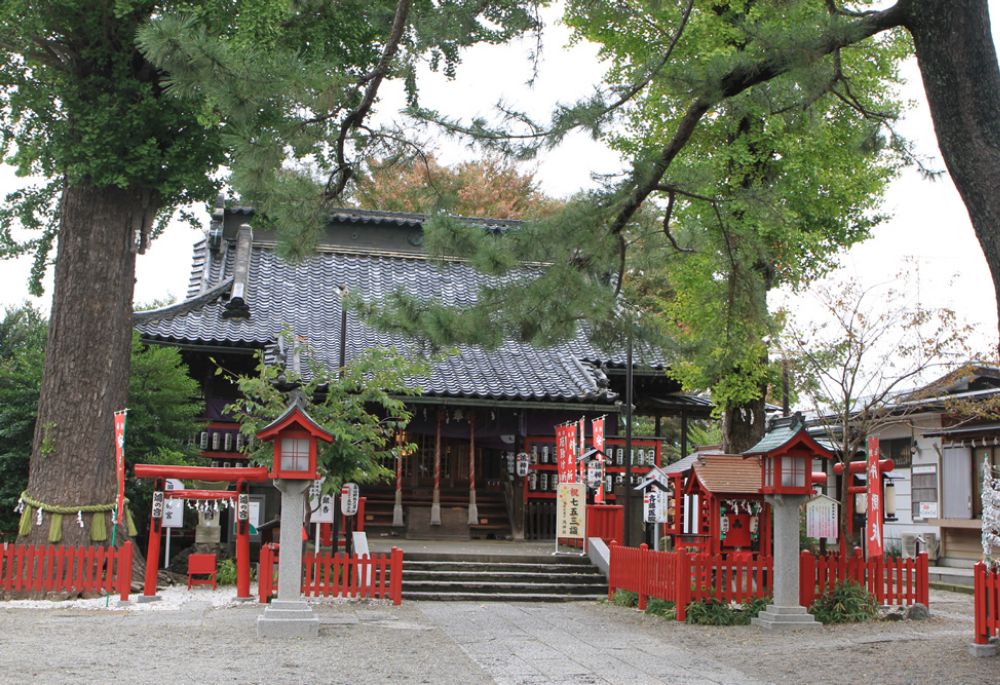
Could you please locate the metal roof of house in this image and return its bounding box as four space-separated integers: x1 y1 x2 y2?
135 221 634 403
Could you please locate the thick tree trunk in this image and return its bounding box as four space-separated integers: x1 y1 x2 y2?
22 184 155 547
721 396 766 454
904 0 1000 337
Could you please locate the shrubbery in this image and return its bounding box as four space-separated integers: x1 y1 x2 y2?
610 589 638 607
685 597 769 626
808 581 879 624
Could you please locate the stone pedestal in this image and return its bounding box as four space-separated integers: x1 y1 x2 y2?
257 600 320 638
258 479 319 639
752 494 820 631
392 488 404 528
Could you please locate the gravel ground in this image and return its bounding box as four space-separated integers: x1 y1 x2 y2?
0 587 996 684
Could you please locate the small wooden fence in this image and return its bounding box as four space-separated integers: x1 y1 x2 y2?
608 543 772 621
973 562 1000 645
609 543 928 621
1 541 133 601
258 543 402 605
800 548 929 607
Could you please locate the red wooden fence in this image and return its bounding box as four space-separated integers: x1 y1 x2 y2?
609 543 928 622
608 543 771 621
587 505 623 543
0 541 133 601
258 543 402 605
974 562 1000 645
799 549 929 607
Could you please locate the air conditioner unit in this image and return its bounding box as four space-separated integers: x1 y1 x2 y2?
923 532 940 561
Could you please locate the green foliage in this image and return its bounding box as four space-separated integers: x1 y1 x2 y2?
0 304 47 538
610 589 638 608
809 581 879 624
0 1 224 290
644 597 676 618
215 558 238 586
685 596 769 626
137 1 546 260
0 307 202 541
223 338 427 489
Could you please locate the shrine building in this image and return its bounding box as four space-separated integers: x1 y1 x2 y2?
133 201 712 546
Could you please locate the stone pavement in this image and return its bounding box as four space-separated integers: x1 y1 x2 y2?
417 601 764 685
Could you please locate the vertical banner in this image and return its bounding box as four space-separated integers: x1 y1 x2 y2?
113 409 127 524
556 482 587 539
577 416 586 484
866 436 883 557
556 424 573 483
592 416 606 503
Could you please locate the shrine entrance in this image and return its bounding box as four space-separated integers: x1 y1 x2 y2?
133 464 269 600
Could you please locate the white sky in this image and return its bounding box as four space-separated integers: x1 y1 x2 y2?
1 3 998 355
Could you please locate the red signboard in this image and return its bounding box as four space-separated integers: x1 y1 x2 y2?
113 410 127 524
592 417 606 503
556 423 577 484
867 436 883 558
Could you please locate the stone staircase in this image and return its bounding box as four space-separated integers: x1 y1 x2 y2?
402 551 607 602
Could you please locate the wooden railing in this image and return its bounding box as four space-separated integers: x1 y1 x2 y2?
586 505 623 543
608 543 771 621
1 541 133 601
609 543 929 622
974 562 1000 645
258 543 402 605
800 548 929 607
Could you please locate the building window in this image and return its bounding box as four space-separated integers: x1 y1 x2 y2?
781 456 806 488
973 447 998 518
881 437 913 468
911 467 938 520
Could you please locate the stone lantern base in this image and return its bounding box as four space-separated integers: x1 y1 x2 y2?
752 604 820 630
257 600 319 638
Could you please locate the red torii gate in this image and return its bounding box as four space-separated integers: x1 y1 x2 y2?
134 464 269 600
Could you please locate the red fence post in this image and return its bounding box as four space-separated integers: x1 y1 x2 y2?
607 540 618 601
974 562 988 645
799 550 815 608
675 550 691 622
638 544 649 611
390 547 403 605
916 552 929 606
118 541 133 601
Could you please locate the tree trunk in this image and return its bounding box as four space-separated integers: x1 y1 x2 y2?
904 0 1000 337
22 183 155 548
721 396 766 454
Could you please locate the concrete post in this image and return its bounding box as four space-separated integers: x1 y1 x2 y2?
752 494 819 630
258 479 319 638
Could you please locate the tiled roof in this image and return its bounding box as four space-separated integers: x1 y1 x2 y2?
692 454 762 494
743 413 806 455
135 236 616 402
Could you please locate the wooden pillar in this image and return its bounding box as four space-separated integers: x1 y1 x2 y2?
142 478 164 599
468 413 478 525
680 411 688 459
235 480 251 599
431 409 442 526
393 445 404 527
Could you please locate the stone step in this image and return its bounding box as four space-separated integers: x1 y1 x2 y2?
404 579 606 592
404 570 603 583
404 561 602 575
404 591 604 602
404 552 592 564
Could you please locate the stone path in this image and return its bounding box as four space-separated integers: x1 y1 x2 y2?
417 601 764 685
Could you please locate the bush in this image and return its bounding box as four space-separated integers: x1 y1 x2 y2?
685 597 769 626
610 589 638 607
216 558 238 586
644 598 676 618
809 581 879 624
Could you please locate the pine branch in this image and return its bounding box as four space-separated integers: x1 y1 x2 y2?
325 0 412 201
